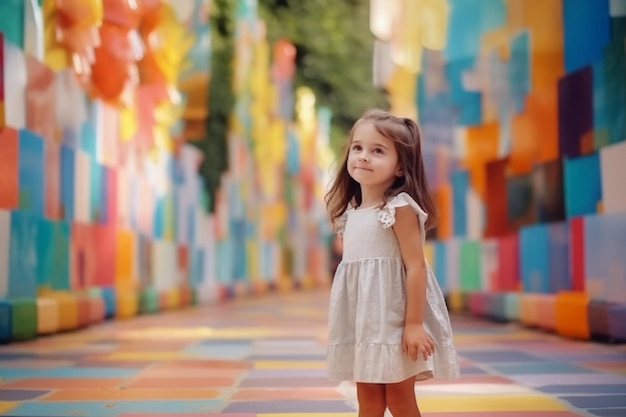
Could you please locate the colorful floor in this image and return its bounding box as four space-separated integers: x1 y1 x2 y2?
0 290 625 417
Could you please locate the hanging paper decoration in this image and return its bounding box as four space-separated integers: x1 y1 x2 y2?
133 2 193 152
24 0 45 61
53 0 104 74
102 0 143 29
90 23 139 104
391 0 448 73
417 0 448 50
373 40 394 88
369 0 398 42
137 1 193 85
370 0 448 73
271 38 296 121
176 0 211 142
272 38 296 81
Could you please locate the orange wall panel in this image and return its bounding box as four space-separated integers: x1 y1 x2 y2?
435 184 452 239
0 128 19 209
115 229 135 289
463 122 500 199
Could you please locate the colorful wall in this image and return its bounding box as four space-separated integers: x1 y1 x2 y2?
2 0 624 344
376 0 626 340
0 0 332 343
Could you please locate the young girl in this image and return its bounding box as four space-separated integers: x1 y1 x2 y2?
325 109 459 417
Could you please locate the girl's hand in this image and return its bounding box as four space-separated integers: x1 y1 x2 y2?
402 323 435 361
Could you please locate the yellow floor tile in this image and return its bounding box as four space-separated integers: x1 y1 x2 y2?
0 402 17 413
419 395 568 412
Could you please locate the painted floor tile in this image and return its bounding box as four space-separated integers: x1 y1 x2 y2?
0 290 625 417
3 399 223 416
586 408 626 417
0 390 48 401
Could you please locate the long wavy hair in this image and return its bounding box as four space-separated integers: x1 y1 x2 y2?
324 108 437 231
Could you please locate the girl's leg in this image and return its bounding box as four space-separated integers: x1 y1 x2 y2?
356 382 386 417
385 376 420 417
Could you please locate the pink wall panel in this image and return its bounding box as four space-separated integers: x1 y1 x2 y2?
497 234 520 291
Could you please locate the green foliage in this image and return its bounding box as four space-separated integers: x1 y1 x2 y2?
192 0 236 212
258 0 387 153
190 0 385 209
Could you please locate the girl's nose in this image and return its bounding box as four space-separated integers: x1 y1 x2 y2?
359 154 369 161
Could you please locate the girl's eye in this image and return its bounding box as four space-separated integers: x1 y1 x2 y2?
374 148 383 154
351 145 362 151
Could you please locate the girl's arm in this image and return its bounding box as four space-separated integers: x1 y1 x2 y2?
392 205 435 361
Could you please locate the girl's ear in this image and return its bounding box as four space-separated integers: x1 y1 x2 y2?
395 166 403 177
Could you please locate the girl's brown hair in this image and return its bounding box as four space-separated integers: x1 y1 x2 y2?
324 108 437 231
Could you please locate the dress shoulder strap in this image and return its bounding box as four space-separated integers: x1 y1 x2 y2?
377 192 428 231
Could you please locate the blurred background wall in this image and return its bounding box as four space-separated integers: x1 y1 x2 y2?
373 0 626 340
0 0 334 341
0 0 624 343
388 0 626 335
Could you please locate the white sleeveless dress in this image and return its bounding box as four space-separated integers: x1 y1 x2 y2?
327 192 460 383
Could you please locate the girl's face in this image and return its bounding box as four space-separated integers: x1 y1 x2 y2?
347 122 402 192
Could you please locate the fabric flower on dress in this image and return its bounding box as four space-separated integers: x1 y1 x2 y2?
377 205 396 229
335 211 348 237
376 192 429 231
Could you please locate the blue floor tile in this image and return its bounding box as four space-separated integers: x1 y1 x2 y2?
587 408 626 417
490 362 598 374
5 400 223 417
538 384 626 394
0 390 49 401
562 395 626 408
